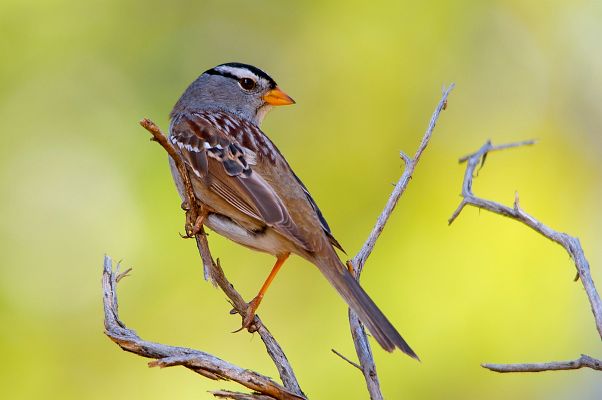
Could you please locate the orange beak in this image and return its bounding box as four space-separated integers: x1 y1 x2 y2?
263 87 295 106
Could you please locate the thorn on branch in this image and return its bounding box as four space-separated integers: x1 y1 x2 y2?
513 191 521 212
399 151 412 166
116 267 132 283
477 142 491 174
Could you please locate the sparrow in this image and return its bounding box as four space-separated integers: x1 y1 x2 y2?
167 62 417 358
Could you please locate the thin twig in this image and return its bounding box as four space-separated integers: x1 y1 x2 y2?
457 139 537 163
482 354 602 373
353 84 455 273
139 120 304 397
102 255 304 400
346 84 455 398
449 139 602 372
331 348 362 371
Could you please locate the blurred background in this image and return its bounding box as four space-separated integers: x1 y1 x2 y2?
1 0 601 398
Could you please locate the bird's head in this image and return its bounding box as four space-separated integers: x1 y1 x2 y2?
172 62 295 125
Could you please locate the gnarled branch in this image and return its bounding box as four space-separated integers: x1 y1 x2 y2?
102 255 304 400
449 139 602 373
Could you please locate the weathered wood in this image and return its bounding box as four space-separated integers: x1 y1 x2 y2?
102 256 304 400
449 140 602 373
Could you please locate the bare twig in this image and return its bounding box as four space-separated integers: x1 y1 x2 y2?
449 139 602 372
346 84 454 398
331 348 362 371
139 120 304 397
352 84 455 273
482 354 602 373
457 139 537 163
102 255 304 400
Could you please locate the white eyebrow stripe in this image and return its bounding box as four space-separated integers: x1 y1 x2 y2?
214 65 259 80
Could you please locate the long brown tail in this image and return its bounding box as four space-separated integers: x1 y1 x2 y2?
314 252 419 359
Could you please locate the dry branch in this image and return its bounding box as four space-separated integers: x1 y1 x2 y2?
102 255 304 400
449 139 602 373
342 84 454 399
482 354 602 373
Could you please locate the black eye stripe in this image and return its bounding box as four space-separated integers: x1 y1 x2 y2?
204 63 277 89
220 63 275 85
205 69 239 81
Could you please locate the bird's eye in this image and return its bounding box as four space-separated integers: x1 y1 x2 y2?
239 78 256 91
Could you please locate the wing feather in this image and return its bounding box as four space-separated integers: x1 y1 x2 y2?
170 113 311 251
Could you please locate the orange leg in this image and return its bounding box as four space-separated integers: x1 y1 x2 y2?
346 260 355 276
241 253 290 329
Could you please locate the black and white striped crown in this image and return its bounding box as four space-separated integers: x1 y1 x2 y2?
205 62 277 89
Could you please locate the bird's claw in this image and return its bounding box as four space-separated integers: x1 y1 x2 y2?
182 213 206 238
231 297 261 333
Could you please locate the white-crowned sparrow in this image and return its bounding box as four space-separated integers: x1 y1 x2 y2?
168 62 417 358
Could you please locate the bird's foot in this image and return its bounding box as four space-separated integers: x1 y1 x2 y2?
181 211 207 238
190 214 206 235
232 296 262 333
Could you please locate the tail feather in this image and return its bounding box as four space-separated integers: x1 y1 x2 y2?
315 254 419 360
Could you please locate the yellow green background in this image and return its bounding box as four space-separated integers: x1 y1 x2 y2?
1 0 601 398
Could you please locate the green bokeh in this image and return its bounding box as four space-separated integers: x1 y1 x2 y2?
1 0 601 398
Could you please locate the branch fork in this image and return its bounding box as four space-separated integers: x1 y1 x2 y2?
449 139 602 373
336 84 454 399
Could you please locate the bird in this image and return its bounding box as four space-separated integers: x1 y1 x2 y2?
167 62 418 359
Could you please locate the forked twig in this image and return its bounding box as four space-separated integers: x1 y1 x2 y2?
343 84 454 399
449 139 602 373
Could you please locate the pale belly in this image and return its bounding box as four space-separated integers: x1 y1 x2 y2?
169 157 295 257
205 213 293 257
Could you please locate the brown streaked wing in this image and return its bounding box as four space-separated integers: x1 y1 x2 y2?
170 113 311 251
